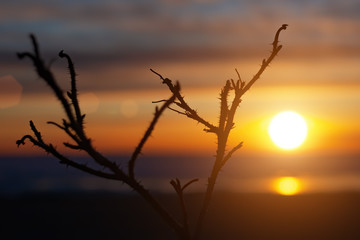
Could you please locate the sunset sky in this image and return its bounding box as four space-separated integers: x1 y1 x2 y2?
0 0 359 194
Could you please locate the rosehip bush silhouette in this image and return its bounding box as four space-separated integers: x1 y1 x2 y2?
16 24 288 240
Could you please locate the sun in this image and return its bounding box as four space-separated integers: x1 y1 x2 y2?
268 111 308 150
274 177 301 195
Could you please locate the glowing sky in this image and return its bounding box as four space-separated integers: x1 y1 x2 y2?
0 0 359 193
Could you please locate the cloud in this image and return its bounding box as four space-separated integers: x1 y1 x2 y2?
1 0 359 54
1 0 359 93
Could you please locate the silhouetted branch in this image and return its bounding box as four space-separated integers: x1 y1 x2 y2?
16 24 287 240
59 50 84 127
171 178 199 240
129 93 176 179
219 80 231 132
16 34 187 239
193 24 287 240
273 24 288 49
17 35 123 173
47 120 83 149
16 121 118 179
241 24 288 95
221 142 243 168
168 106 188 116
18 36 75 127
30 34 40 58
150 69 218 133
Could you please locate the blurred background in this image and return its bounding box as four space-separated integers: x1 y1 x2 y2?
1 1 360 239
1 0 359 195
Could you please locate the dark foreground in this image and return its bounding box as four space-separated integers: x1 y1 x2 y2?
1 191 359 240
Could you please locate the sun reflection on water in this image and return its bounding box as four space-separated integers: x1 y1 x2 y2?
273 177 301 195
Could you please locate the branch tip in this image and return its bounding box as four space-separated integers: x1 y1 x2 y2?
29 34 40 59
59 50 65 58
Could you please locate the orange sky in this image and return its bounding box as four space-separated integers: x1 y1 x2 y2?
0 0 359 193
1 57 360 194
2 58 359 156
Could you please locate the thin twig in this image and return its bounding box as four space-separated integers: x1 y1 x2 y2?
221 142 243 168
168 106 187 116
150 69 218 133
59 50 84 127
241 24 288 95
128 93 176 179
170 178 199 240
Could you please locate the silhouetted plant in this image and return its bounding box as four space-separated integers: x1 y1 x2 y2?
16 24 287 240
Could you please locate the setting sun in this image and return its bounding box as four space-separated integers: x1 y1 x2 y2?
268 111 308 150
274 177 301 195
